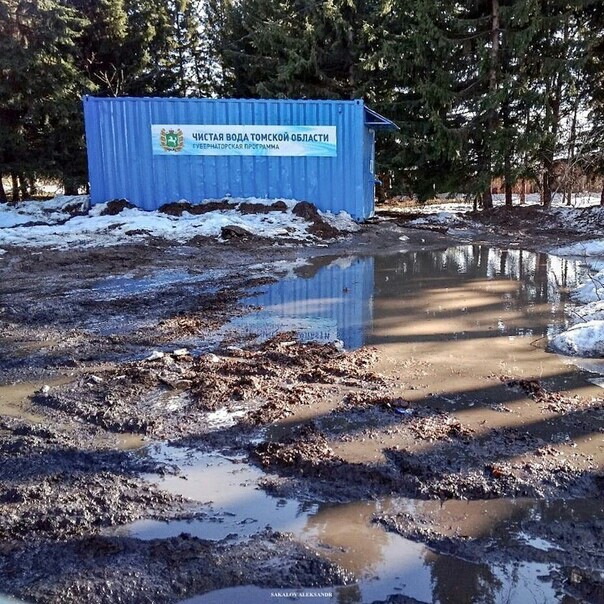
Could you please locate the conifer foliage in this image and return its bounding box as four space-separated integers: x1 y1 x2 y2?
1 0 603 205
0 0 85 200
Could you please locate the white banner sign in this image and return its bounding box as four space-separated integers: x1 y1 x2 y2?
151 124 337 157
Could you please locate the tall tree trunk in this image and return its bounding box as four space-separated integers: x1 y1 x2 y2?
501 94 512 207
565 98 579 205
503 141 513 206
19 174 28 200
63 176 79 195
11 172 19 202
482 0 500 210
535 252 549 303
505 180 513 207
600 179 604 206
0 174 7 203
499 250 508 274
542 19 567 209
542 161 553 209
28 177 38 197
490 0 500 103
541 105 557 209
347 17 355 96
520 179 526 204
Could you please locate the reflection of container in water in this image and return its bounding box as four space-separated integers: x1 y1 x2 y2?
241 257 374 349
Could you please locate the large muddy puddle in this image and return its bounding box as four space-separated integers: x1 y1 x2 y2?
114 245 601 603
237 245 584 348
116 445 590 604
234 246 604 408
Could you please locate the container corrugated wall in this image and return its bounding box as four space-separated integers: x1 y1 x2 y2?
83 97 371 219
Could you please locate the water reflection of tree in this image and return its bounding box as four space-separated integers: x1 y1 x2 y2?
499 250 509 276
302 502 390 604
425 550 502 604
303 502 389 578
534 252 550 304
375 246 579 309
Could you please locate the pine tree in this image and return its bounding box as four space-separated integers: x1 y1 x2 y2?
584 0 604 204
369 0 470 200
0 0 86 200
524 0 589 208
65 0 180 96
208 0 378 100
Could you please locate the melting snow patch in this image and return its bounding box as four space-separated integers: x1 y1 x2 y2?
0 195 357 249
205 406 248 430
553 240 604 258
568 300 604 322
572 271 604 304
517 532 564 553
550 248 604 358
322 210 361 232
406 211 481 234
550 320 604 357
0 195 89 228
409 211 464 226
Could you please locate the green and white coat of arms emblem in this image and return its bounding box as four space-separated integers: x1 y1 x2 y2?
160 128 184 152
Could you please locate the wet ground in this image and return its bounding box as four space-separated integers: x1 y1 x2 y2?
0 218 603 603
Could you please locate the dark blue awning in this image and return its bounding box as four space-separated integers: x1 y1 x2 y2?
364 106 399 131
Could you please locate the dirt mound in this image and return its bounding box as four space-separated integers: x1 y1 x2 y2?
238 201 287 214
253 413 602 502
158 200 234 216
100 199 136 216
503 376 599 413
0 417 186 541
253 428 339 472
343 392 411 412
221 225 256 240
292 201 321 221
465 204 604 239
32 337 385 439
293 201 342 239
0 532 353 604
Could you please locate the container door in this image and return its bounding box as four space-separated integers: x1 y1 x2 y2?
363 128 376 218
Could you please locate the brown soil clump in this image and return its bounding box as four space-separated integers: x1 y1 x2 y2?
32 337 386 439
293 201 342 239
0 417 189 541
158 200 234 216
99 199 136 216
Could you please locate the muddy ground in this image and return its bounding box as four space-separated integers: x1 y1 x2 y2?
0 207 603 603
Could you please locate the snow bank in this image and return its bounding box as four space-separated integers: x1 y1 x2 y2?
0 195 89 228
571 273 604 304
409 211 465 226
550 240 604 357
388 192 602 216
550 320 604 358
552 240 604 258
0 196 359 251
407 211 481 233
547 283 604 356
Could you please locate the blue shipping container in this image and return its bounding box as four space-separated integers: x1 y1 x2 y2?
83 97 397 220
